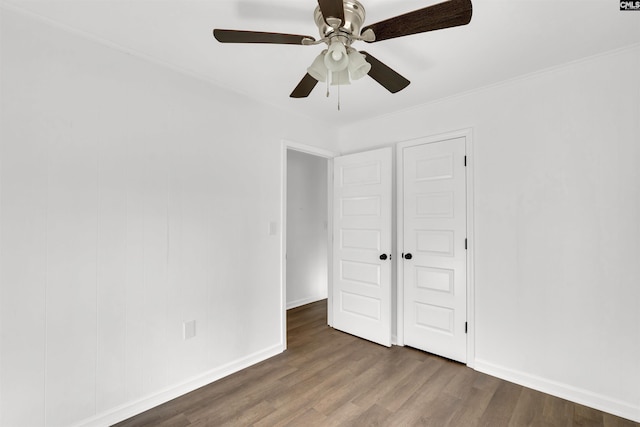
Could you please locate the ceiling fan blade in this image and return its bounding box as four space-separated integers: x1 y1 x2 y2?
361 0 472 43
213 29 315 45
290 73 319 98
361 51 410 94
317 0 345 27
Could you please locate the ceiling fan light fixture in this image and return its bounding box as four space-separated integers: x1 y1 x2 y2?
213 0 473 100
324 40 349 72
347 49 371 80
307 51 328 82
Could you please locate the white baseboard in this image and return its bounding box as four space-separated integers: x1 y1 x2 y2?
474 359 640 423
286 295 326 310
72 343 285 427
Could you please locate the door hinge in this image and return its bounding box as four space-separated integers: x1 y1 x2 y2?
465 322 468 334
465 238 468 250
464 155 467 167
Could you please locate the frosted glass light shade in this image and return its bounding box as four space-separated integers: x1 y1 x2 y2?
307 52 327 82
347 50 371 80
331 69 351 86
324 41 349 72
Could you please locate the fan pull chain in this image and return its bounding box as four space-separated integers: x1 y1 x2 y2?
326 77 330 98
337 82 341 111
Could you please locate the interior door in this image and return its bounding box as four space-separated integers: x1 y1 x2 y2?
332 147 392 347
402 137 467 362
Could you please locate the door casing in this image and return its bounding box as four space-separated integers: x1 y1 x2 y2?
396 129 476 367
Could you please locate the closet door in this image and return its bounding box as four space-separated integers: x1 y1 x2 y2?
332 147 392 347
402 137 467 362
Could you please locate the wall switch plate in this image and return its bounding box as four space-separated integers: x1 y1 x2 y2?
268 221 278 236
183 320 196 340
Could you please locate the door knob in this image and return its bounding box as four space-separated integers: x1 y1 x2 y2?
379 254 388 260
404 253 413 260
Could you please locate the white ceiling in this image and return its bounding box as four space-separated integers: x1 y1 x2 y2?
4 0 640 124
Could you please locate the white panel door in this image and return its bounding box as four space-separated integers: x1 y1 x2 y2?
402 137 467 362
333 147 392 347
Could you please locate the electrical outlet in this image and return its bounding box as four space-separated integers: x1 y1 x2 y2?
183 320 196 340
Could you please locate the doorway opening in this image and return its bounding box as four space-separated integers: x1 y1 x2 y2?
286 149 329 309
281 141 337 348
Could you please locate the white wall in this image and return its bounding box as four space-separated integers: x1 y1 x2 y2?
286 150 328 309
0 8 337 427
2 3 639 425
339 45 640 421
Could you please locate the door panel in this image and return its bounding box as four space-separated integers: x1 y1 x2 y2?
403 137 467 362
333 147 392 347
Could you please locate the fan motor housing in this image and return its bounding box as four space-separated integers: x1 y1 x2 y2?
314 0 366 40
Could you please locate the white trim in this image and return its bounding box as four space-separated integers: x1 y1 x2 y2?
72 344 284 427
281 144 288 349
395 147 405 346
281 141 338 338
391 334 398 346
462 129 476 368
395 129 475 367
286 296 327 310
475 359 640 423
326 157 335 327
284 140 337 158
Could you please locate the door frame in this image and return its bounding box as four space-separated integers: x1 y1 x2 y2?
396 128 476 367
281 140 338 350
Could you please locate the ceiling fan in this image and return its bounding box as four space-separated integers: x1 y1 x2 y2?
213 0 472 98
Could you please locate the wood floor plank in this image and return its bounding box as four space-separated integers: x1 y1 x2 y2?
311 353 382 415
447 386 499 426
115 300 640 427
338 403 393 427
283 408 327 427
377 355 445 413
350 349 425 409
442 363 482 400
153 413 193 427
386 360 463 425
226 400 277 426
604 412 640 427
508 387 550 427
574 403 605 426
251 402 308 427
419 392 464 426
185 385 278 426
478 380 523 426
542 393 575 425
322 402 363 426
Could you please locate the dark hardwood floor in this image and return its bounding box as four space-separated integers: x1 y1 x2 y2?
115 300 638 426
